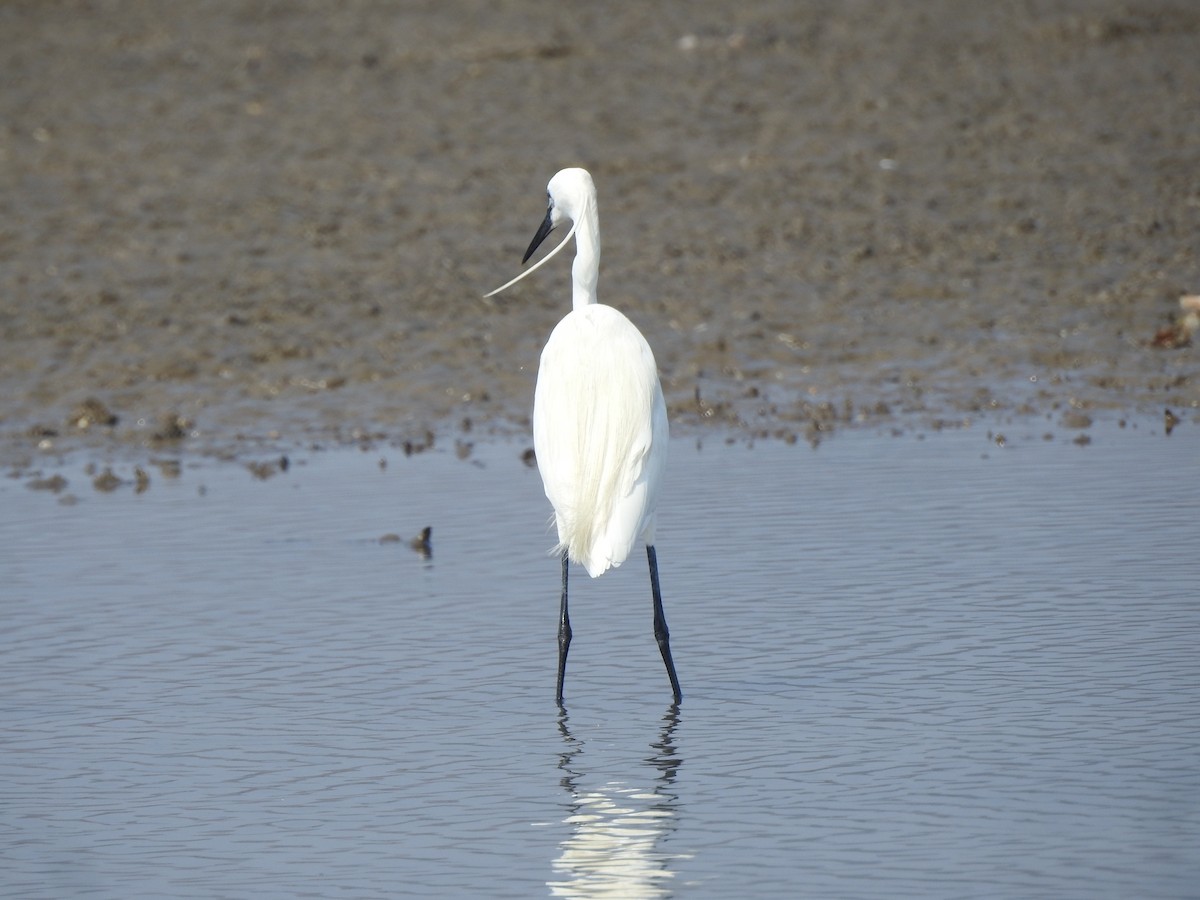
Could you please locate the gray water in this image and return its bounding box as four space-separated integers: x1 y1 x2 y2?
3 423 1198 898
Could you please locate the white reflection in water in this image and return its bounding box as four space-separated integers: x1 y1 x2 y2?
549 707 689 898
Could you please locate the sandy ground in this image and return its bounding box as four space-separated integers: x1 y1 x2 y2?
2 1 1197 467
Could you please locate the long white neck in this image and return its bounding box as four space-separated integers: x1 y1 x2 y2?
570 197 601 310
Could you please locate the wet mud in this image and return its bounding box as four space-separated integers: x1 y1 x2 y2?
2 1 1197 469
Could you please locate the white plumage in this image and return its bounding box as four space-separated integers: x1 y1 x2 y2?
535 303 668 577
485 167 681 704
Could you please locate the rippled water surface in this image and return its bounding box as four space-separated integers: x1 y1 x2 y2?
3 424 1198 898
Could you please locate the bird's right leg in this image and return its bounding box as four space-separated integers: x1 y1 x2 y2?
648 545 682 704
556 550 572 705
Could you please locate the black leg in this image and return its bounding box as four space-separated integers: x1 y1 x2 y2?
556 550 572 705
647 545 682 704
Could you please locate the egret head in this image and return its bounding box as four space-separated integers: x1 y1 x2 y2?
484 168 597 300
526 168 595 259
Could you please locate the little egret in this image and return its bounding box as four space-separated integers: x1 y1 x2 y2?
485 168 682 705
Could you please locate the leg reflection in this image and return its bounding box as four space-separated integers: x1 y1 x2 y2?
549 706 687 898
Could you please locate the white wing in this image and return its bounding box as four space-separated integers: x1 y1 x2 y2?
533 304 668 577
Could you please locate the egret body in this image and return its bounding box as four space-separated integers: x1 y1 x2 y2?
486 168 681 705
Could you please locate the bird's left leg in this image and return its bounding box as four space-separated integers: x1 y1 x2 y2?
647 545 682 704
556 550 572 705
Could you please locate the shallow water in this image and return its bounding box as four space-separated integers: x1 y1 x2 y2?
3 424 1198 899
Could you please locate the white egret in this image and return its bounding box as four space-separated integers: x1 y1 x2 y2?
485 168 681 705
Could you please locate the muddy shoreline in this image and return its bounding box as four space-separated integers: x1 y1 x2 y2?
3 2 1196 470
